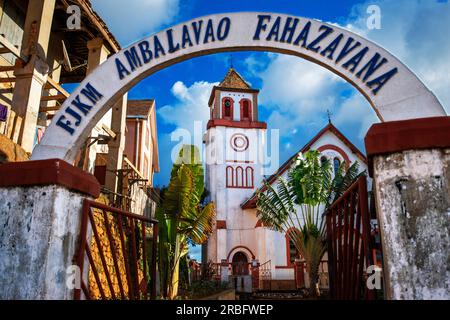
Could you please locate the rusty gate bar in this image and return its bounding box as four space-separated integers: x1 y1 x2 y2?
325 175 376 300
74 199 158 300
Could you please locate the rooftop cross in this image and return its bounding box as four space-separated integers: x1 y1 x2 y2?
327 109 333 124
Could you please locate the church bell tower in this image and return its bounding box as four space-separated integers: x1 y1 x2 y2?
203 67 267 265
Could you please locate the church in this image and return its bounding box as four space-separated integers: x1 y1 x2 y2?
202 67 368 289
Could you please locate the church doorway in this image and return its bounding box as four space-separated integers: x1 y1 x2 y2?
232 252 249 276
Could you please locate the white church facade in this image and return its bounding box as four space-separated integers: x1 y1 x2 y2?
203 67 369 289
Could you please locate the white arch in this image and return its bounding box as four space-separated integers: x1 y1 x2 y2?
31 12 446 162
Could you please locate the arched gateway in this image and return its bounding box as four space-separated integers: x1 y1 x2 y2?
2 12 448 301
30 12 446 162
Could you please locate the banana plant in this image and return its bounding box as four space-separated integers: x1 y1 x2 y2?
158 145 215 299
257 150 360 297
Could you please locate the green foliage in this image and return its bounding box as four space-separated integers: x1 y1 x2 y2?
256 150 362 296
157 145 216 299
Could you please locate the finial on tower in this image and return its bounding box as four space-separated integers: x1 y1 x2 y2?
327 109 333 124
228 54 233 69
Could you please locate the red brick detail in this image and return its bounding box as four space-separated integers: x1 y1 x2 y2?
285 227 301 267
216 220 227 229
226 245 256 261
222 97 234 120
254 219 263 228
0 159 100 197
94 165 106 185
317 144 350 169
365 116 450 176
239 98 252 121
294 260 305 289
207 119 267 129
251 263 260 289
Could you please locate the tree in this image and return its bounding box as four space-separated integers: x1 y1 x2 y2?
157 145 215 299
256 150 361 297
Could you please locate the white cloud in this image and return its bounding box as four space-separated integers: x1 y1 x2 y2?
91 0 180 45
347 0 450 112
249 53 353 137
158 80 218 131
333 94 378 140
157 80 218 179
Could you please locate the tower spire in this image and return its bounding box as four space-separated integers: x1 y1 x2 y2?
327 109 333 124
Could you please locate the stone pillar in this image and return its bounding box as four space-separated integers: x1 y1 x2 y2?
86 38 110 74
11 0 56 152
104 93 128 197
0 159 100 299
78 38 110 172
365 116 450 300
251 260 260 290
220 259 229 283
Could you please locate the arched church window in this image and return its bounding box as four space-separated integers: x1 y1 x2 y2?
226 165 254 188
236 166 244 187
333 157 341 175
240 99 251 121
222 97 233 120
320 156 328 166
245 167 254 188
226 166 234 187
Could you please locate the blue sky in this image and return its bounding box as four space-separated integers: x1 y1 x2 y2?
89 0 450 259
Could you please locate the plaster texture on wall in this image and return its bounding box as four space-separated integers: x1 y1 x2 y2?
0 185 86 299
373 148 450 299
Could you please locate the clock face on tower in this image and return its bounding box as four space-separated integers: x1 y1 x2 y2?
230 133 249 152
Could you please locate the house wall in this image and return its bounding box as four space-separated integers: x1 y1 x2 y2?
124 119 136 164
124 117 155 185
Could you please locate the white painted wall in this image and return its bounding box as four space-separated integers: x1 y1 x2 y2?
205 124 266 264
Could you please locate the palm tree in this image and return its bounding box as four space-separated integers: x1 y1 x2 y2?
157 145 215 299
256 150 360 297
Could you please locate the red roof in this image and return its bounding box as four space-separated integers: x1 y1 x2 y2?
240 122 367 209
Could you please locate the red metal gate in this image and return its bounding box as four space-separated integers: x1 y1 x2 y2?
325 175 376 300
74 200 158 300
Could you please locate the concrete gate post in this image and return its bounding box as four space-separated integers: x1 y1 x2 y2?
365 116 450 300
0 159 100 299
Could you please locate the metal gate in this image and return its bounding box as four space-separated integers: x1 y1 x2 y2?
74 200 158 300
325 175 376 300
